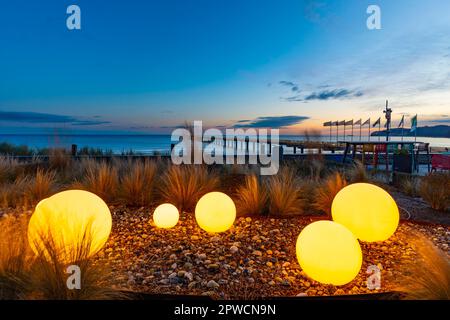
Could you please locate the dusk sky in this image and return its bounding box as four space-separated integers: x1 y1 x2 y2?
1 0 449 135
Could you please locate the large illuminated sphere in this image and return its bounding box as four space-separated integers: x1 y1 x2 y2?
195 192 236 233
28 190 112 263
296 221 362 286
153 203 179 228
331 183 399 242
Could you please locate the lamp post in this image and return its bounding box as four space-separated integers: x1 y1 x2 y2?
383 100 392 142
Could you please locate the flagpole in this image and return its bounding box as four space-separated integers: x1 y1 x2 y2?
368 118 371 142
359 122 362 141
401 119 404 142
329 123 332 143
351 123 354 142
337 123 339 143
378 121 380 142
415 115 417 143
343 122 346 142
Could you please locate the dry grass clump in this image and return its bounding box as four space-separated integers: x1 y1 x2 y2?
159 164 219 212
314 172 347 217
347 160 369 183
394 231 449 300
0 214 122 300
49 148 71 171
29 229 121 300
399 175 420 197
0 169 56 208
25 169 57 205
120 160 158 207
0 157 21 183
266 166 304 216
419 172 450 211
0 214 33 299
234 174 268 216
0 177 28 208
79 160 119 203
294 156 326 181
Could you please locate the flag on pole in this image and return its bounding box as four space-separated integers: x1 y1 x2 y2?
338 120 346 125
354 119 362 125
332 121 338 126
398 115 405 128
323 121 332 126
410 115 417 132
345 120 353 125
362 118 370 126
373 117 381 127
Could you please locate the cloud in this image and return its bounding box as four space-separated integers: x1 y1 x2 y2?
279 81 300 92
284 88 363 102
234 116 309 128
72 120 111 126
0 111 110 126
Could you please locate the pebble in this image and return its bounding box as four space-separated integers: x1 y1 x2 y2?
252 250 262 257
230 246 239 254
207 280 220 289
81 209 449 299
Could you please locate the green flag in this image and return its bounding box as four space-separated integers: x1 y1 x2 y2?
410 115 417 132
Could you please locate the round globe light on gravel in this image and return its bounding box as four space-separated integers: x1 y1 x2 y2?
195 192 236 233
332 183 399 242
28 190 112 263
153 203 179 229
296 220 362 286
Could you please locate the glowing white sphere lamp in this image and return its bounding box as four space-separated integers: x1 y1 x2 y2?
195 192 236 233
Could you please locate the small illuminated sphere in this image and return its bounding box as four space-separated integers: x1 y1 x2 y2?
153 203 179 228
28 190 112 263
332 183 399 242
195 192 236 233
296 220 362 286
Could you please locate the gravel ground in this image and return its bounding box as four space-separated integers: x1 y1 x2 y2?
391 190 450 225
99 207 450 299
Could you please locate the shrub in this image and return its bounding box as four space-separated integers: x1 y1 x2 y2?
419 172 450 211
0 214 122 300
0 214 32 299
81 161 119 203
399 175 420 197
49 148 71 172
294 156 326 181
347 160 369 183
159 165 219 212
29 228 121 300
234 174 268 216
0 156 20 183
120 160 157 207
266 166 304 216
25 169 57 205
0 177 28 208
314 172 347 217
394 231 449 300
0 142 32 156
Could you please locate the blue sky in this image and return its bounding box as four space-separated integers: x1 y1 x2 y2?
0 0 449 134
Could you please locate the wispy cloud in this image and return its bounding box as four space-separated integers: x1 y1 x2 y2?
284 88 363 102
234 115 309 128
0 111 110 126
279 81 300 92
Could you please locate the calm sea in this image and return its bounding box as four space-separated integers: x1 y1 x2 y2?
1 134 449 155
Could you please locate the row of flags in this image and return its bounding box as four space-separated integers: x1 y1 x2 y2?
324 115 418 132
323 115 418 142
